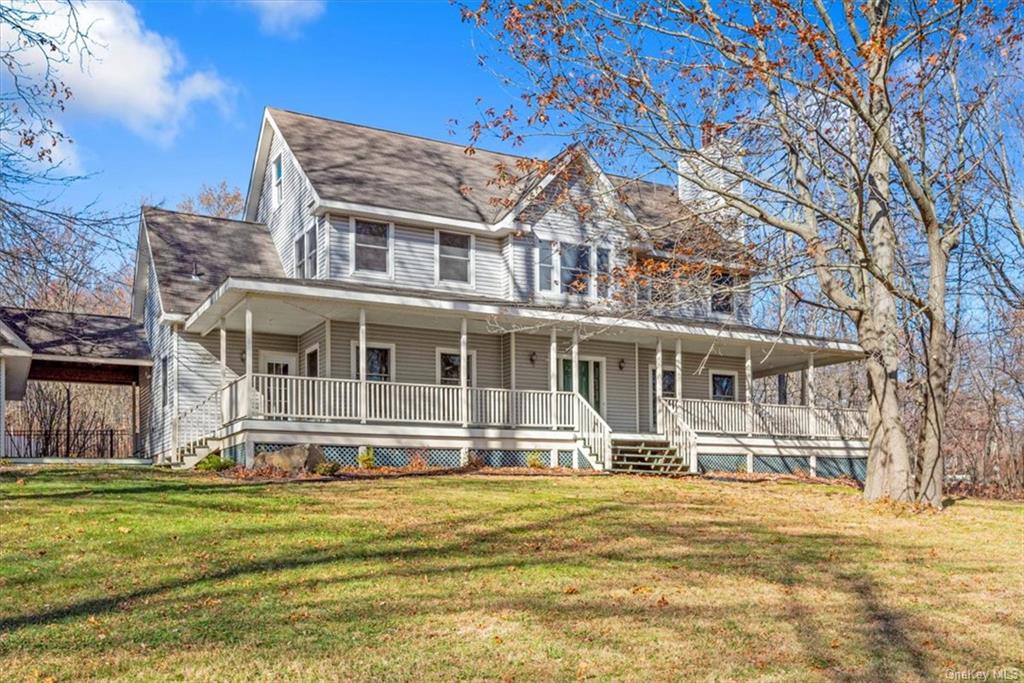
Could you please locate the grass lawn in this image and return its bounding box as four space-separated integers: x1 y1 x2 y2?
0 467 1021 682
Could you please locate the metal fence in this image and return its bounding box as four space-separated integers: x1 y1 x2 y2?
3 429 139 459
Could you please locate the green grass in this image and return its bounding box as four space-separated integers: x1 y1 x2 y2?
1 467 1021 681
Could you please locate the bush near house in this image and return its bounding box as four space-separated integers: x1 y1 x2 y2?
0 466 1020 681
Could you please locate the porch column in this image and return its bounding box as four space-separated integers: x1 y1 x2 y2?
633 343 640 432
244 302 253 420
549 326 558 429
359 308 367 424
745 345 753 436
571 330 580 427
219 320 227 423
460 317 469 428
324 318 332 378
0 357 5 460
807 353 817 437
509 331 517 427
674 339 682 400
655 339 663 432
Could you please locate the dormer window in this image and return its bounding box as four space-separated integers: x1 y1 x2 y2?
271 154 283 209
436 231 473 284
711 273 735 314
352 219 391 275
294 224 318 279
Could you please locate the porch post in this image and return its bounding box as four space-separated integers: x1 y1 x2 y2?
633 342 640 432
674 339 682 400
509 331 517 427
244 302 253 419
655 339 663 432
807 353 817 437
324 318 332 378
571 330 580 427
0 356 5 460
549 326 557 429
745 345 753 436
460 317 469 427
359 308 367 424
219 320 227 423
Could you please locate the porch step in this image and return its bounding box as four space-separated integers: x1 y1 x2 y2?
610 439 690 475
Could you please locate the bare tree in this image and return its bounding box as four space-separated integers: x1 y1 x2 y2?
461 0 1023 506
177 181 244 219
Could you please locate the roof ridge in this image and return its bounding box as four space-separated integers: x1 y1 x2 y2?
142 205 268 227
268 106 537 163
0 305 135 321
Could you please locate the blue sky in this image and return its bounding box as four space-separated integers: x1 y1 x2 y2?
48 0 536 216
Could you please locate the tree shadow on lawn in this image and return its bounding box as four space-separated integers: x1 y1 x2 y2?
0 474 972 679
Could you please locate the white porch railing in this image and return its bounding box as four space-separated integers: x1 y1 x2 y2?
658 398 698 470
573 394 612 466
668 397 867 439
177 389 222 457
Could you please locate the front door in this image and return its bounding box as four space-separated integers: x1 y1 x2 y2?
561 358 603 415
649 367 677 432
260 352 296 416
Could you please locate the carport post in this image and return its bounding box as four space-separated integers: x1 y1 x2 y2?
0 357 5 460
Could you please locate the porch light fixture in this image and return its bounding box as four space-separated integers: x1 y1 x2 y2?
529 351 536 365
618 358 626 371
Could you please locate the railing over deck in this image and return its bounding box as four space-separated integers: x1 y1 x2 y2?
667 397 867 440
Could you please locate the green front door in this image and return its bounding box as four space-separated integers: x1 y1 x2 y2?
561 359 602 414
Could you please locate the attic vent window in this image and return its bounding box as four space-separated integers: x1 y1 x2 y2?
271 154 283 209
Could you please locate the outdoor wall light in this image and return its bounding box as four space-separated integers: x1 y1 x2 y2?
529 351 537 365
618 358 626 371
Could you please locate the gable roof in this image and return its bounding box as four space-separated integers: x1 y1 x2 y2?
142 206 286 316
0 307 149 360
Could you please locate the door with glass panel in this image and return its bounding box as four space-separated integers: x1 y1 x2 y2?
560 358 603 415
261 353 295 417
354 345 393 420
649 367 677 432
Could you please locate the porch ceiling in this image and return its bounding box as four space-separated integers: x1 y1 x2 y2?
188 277 864 375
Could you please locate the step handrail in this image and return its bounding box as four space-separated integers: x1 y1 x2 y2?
573 394 612 468
657 398 698 472
176 388 222 458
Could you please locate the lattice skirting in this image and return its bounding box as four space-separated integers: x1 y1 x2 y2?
557 450 574 468
817 457 867 482
221 443 245 464
697 454 748 473
249 444 586 470
754 456 810 475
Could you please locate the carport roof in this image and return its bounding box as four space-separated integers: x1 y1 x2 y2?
0 307 150 362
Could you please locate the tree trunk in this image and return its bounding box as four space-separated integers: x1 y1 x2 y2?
916 246 949 507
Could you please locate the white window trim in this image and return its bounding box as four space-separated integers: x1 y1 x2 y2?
533 238 614 300
709 275 737 317
647 364 678 432
271 154 283 211
435 347 477 386
708 369 739 401
303 343 321 378
556 353 607 417
293 222 318 279
349 340 397 381
349 216 394 279
434 229 476 287
259 350 298 375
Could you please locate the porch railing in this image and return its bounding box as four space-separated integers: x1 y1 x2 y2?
668 397 867 439
657 399 698 470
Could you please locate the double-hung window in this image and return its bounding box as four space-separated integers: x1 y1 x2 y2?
271 154 283 209
294 224 318 279
711 273 735 314
160 357 168 407
437 231 472 284
352 344 393 382
596 247 611 298
437 349 476 386
560 243 592 295
353 219 390 274
710 372 737 401
538 240 555 291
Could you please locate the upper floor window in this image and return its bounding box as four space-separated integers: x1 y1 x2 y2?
596 247 611 298
271 154 283 209
294 224 318 279
711 273 735 314
436 231 473 284
160 357 169 407
352 219 391 275
537 239 611 297
560 243 591 296
538 241 554 291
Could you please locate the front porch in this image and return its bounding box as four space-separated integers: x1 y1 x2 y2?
173 280 869 471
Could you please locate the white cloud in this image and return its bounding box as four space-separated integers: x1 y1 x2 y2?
240 0 325 37
14 1 232 146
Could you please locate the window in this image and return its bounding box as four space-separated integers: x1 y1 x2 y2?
538 240 554 291
437 231 472 284
710 372 737 401
352 343 393 382
436 349 476 386
304 346 320 378
560 243 591 295
271 154 283 209
711 273 735 314
596 247 611 297
160 357 168 407
353 219 390 274
295 225 318 279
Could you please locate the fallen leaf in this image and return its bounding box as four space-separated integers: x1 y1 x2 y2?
564 586 578 595
118 527 131 534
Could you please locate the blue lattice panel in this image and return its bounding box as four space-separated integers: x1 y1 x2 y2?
373 447 411 467
426 449 462 468
470 449 531 468
754 456 810 475
577 452 594 470
221 443 245 464
323 446 359 467
557 450 574 468
253 443 290 455
816 457 867 482
698 454 747 473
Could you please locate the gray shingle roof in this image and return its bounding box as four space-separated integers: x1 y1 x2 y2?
0 307 150 360
143 206 285 316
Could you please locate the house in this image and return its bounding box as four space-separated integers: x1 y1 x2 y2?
0 107 868 476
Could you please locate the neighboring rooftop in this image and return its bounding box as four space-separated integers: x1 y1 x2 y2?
143 206 286 316
0 307 150 360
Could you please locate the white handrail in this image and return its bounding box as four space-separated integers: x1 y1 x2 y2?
572 394 612 467
658 398 697 471
670 398 866 439
176 389 222 456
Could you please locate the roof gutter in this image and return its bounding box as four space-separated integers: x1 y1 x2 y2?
312 199 521 237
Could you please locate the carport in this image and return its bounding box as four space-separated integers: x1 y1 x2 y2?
0 307 151 459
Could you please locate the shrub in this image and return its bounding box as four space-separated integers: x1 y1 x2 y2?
195 454 234 472
526 451 547 469
314 461 340 476
408 448 428 470
357 446 375 469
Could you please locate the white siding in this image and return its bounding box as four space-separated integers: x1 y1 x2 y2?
142 253 173 459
